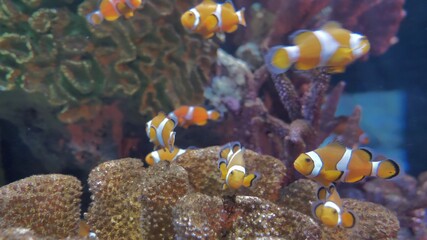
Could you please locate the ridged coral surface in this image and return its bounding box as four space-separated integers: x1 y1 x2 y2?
0 0 217 122
0 174 81 238
85 158 145 239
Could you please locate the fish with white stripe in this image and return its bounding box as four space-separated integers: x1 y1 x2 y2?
168 105 222 128
145 147 187 166
146 112 177 152
218 142 259 190
265 21 370 74
180 0 246 39
312 184 356 228
293 142 400 187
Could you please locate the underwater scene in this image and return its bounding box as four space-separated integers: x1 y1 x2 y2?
0 0 426 239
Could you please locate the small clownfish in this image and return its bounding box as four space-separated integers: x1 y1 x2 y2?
265 21 370 74
167 106 222 128
218 142 259 190
180 0 246 39
146 112 177 152
332 116 370 145
312 184 356 228
86 0 143 25
145 147 186 166
293 142 400 187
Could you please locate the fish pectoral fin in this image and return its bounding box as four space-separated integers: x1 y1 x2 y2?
327 66 346 74
243 172 259 188
225 25 238 33
311 201 324 220
222 183 228 190
345 175 366 183
203 15 219 32
222 1 236 11
321 170 343 182
341 211 356 228
204 32 216 39
316 186 328 201
218 160 228 180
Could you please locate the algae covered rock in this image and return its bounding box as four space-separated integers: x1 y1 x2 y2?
0 174 82 238
175 146 287 201
278 178 319 217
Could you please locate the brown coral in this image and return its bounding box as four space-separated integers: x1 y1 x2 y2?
175 146 288 202
0 174 82 238
85 158 144 239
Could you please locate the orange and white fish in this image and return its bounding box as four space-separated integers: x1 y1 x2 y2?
218 142 259 190
146 112 177 152
180 0 246 39
312 184 356 228
265 21 370 74
167 106 222 128
86 0 143 25
145 147 186 166
293 142 400 187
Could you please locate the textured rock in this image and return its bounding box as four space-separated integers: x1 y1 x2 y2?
0 174 82 238
278 179 319 217
85 158 145 240
172 193 224 239
228 196 322 239
140 161 193 239
175 146 287 202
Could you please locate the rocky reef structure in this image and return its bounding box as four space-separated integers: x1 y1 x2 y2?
0 150 404 239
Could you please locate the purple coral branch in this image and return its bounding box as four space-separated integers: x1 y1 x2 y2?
271 73 303 121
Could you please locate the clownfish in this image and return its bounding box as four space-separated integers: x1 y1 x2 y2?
86 0 143 25
293 142 400 187
167 106 222 128
265 21 370 74
180 0 246 39
145 147 186 166
312 184 356 228
218 142 259 190
146 112 177 152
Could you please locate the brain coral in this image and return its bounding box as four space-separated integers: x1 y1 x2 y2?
0 0 217 123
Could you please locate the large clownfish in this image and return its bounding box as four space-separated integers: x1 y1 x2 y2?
312 184 356 228
218 142 259 190
168 106 222 128
265 21 370 74
86 0 143 25
145 147 186 166
146 112 177 152
293 142 400 187
180 0 246 39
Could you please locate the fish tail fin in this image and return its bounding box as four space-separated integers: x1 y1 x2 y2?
376 159 400 179
341 211 357 228
86 10 104 25
236 8 246 27
207 110 222 121
265 46 296 74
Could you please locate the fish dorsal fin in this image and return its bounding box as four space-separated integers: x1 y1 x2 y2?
289 29 311 45
222 0 236 11
201 0 216 5
321 21 342 30
327 141 346 150
353 148 372 162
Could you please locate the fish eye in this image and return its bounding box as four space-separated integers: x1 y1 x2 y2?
188 12 194 17
230 171 234 175
332 210 337 214
305 158 311 163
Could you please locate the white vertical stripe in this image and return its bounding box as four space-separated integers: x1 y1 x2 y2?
189 8 201 30
185 106 194 120
306 151 323 178
151 151 161 163
324 201 342 225
350 33 364 58
214 4 223 28
156 118 169 147
313 30 340 66
336 148 352 171
371 161 380 176
286 46 300 62
225 165 246 185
